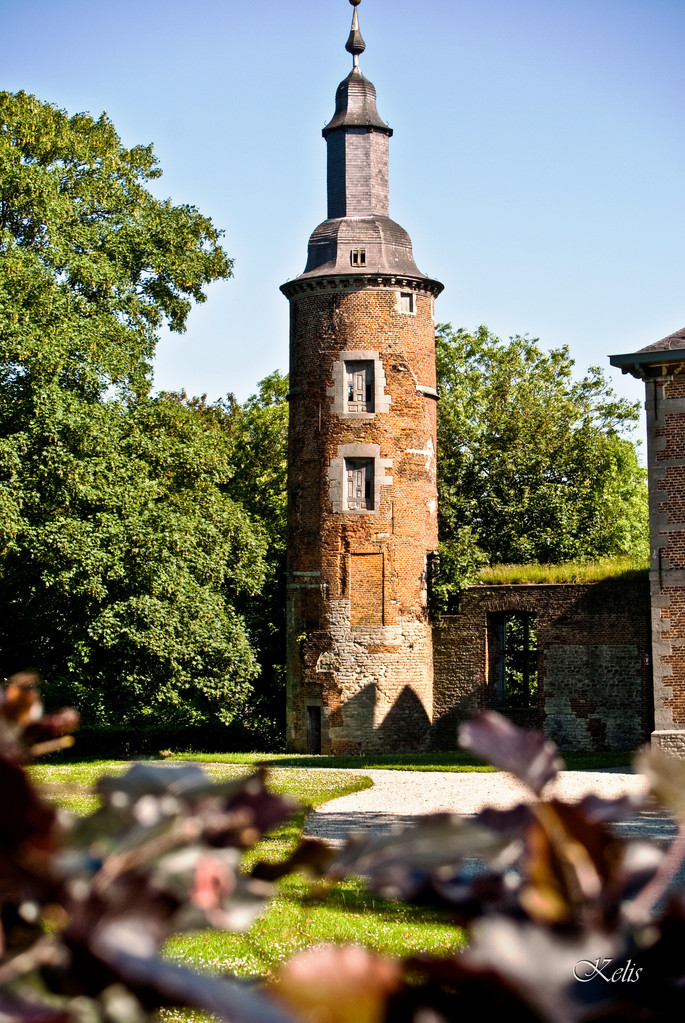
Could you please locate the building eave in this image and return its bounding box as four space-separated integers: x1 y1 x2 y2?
609 348 685 380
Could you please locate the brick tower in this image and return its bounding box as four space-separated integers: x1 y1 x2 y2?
282 0 443 754
611 329 685 757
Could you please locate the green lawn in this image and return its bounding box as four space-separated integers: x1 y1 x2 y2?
165 875 460 981
30 760 464 978
30 747 634 981
29 761 373 819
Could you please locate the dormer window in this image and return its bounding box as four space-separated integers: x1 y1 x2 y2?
351 248 366 267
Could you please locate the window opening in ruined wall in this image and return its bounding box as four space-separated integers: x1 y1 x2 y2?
424 550 440 607
346 361 374 413
488 612 538 708
345 458 374 511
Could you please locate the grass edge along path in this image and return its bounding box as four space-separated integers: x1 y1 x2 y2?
30 761 465 980
165 750 634 772
166 766 464 978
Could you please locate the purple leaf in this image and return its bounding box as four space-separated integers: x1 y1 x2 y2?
459 712 563 795
0 997 72 1023
329 813 510 900
95 946 297 1023
575 793 644 823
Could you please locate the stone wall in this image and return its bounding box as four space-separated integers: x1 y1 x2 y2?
433 579 653 752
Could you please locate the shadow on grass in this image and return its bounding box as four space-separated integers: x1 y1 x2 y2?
300 877 456 924
235 752 493 771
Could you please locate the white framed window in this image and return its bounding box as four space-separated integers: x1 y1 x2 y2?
327 350 391 419
398 291 415 314
351 248 367 267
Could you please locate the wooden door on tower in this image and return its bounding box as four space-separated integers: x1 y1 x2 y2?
346 459 374 511
346 361 374 412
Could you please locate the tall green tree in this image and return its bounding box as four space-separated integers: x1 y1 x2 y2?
0 91 265 726
222 371 289 735
435 325 648 602
0 393 267 726
0 91 229 400
156 374 289 739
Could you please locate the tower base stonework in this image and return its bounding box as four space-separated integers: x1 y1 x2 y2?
287 603 433 755
651 731 685 757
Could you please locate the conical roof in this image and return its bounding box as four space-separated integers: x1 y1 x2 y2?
323 66 391 137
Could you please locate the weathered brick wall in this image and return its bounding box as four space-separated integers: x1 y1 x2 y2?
433 580 653 752
285 276 440 753
645 376 685 752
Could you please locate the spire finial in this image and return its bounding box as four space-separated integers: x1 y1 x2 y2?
346 0 366 68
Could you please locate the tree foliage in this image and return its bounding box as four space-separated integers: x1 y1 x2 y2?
0 90 230 398
222 371 289 735
435 325 648 602
224 371 289 544
0 91 265 726
155 373 290 737
0 392 267 726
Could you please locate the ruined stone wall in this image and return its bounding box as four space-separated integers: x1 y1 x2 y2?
433 580 652 752
285 275 440 754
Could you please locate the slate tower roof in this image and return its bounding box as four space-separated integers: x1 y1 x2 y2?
287 0 440 289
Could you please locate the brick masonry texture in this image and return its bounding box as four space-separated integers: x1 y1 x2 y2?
644 376 685 737
608 344 685 755
285 280 438 753
432 582 652 752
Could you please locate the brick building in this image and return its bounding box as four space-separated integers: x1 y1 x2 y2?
281 1 674 755
611 329 685 756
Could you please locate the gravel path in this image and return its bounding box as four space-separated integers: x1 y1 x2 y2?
305 769 677 845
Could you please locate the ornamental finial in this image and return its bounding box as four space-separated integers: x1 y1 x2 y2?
346 0 366 67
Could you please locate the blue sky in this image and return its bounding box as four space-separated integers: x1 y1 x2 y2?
4 0 685 426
